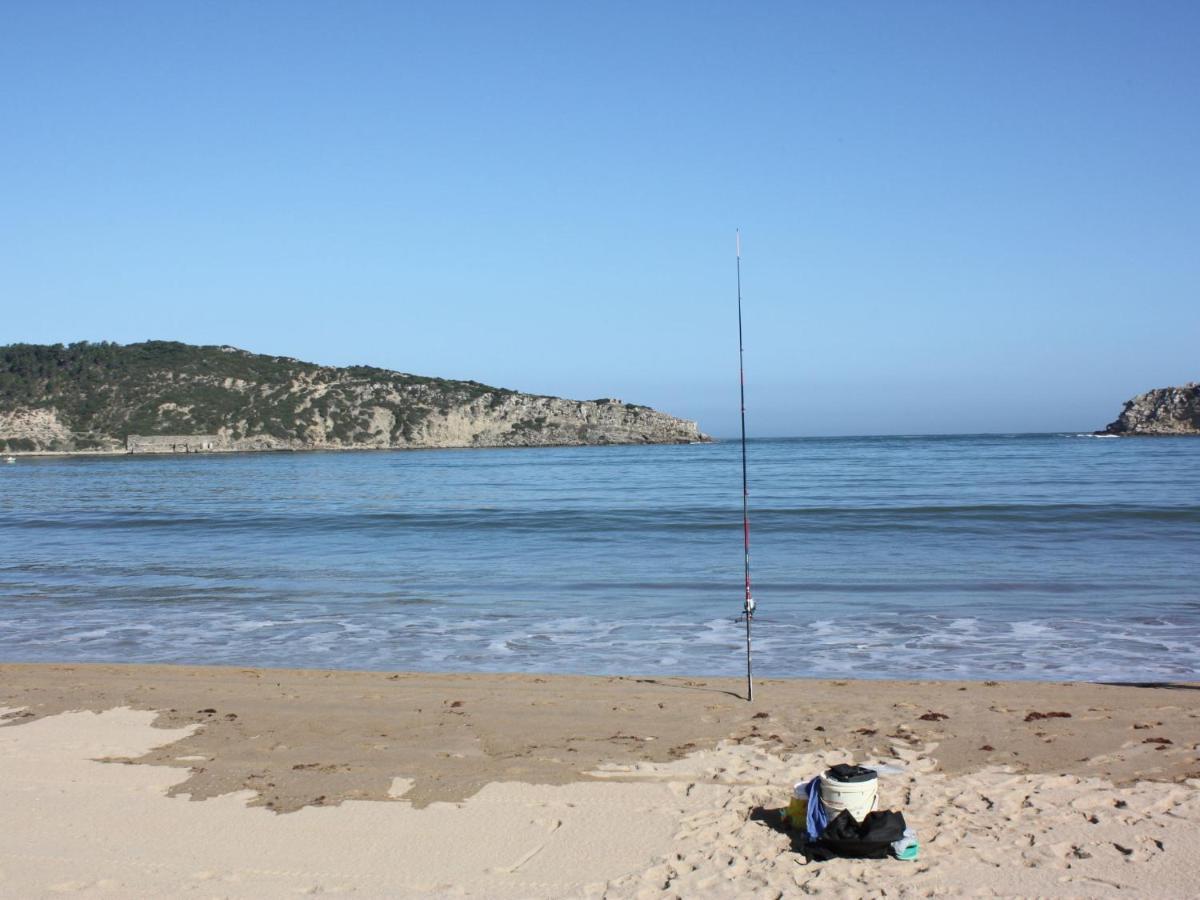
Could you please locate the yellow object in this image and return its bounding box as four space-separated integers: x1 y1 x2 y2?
786 795 808 830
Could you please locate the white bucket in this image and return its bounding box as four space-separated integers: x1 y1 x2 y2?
819 771 878 822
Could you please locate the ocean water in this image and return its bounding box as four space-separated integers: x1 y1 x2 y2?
1 435 1198 681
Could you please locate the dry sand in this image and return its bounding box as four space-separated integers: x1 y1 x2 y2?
1 663 1198 897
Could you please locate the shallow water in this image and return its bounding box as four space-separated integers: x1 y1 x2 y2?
2 434 1197 680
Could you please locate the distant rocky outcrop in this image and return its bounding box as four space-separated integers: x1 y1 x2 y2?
0 341 709 453
1100 383 1200 436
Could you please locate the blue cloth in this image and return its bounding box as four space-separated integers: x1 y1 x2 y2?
804 776 828 842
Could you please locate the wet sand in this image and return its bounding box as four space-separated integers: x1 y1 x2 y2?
3 664 1197 810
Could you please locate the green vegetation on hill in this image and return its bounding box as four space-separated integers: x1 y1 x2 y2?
0 340 516 451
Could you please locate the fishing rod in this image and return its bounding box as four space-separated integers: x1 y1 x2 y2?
735 229 755 702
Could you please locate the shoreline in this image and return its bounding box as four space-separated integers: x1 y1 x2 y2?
11 432 1200 460
10 430 1200 460
1 438 714 460
2 656 1193 686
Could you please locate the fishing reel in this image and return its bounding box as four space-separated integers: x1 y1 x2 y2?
735 594 756 624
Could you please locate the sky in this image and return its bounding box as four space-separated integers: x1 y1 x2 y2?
2 2 1197 437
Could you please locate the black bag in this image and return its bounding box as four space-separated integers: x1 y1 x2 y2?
806 809 907 861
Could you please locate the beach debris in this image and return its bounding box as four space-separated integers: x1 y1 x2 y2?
887 728 916 742
918 711 949 721
292 762 350 773
1142 737 1173 745
980 744 995 751
1024 711 1072 722
605 732 654 743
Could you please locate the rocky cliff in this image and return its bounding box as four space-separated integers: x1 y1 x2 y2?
1100 383 1200 436
0 342 709 453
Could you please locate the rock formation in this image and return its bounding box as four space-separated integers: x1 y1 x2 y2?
1100 383 1200 436
0 341 709 453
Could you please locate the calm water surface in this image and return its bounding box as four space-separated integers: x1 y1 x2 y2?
2 435 1197 680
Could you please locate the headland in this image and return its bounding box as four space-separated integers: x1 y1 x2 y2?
1100 383 1200 435
0 341 708 455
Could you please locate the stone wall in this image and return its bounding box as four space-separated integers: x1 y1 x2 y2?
126 435 226 453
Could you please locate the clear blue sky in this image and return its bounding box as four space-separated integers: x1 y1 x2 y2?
2 2 1197 436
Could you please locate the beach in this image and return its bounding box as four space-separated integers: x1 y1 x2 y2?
6 0 1199 894
2 663 1198 897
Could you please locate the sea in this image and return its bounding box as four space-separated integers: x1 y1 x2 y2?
2 435 1198 682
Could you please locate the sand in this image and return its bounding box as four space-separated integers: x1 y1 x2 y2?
2 664 1198 897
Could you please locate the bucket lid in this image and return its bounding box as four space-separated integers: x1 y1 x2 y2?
824 763 878 784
